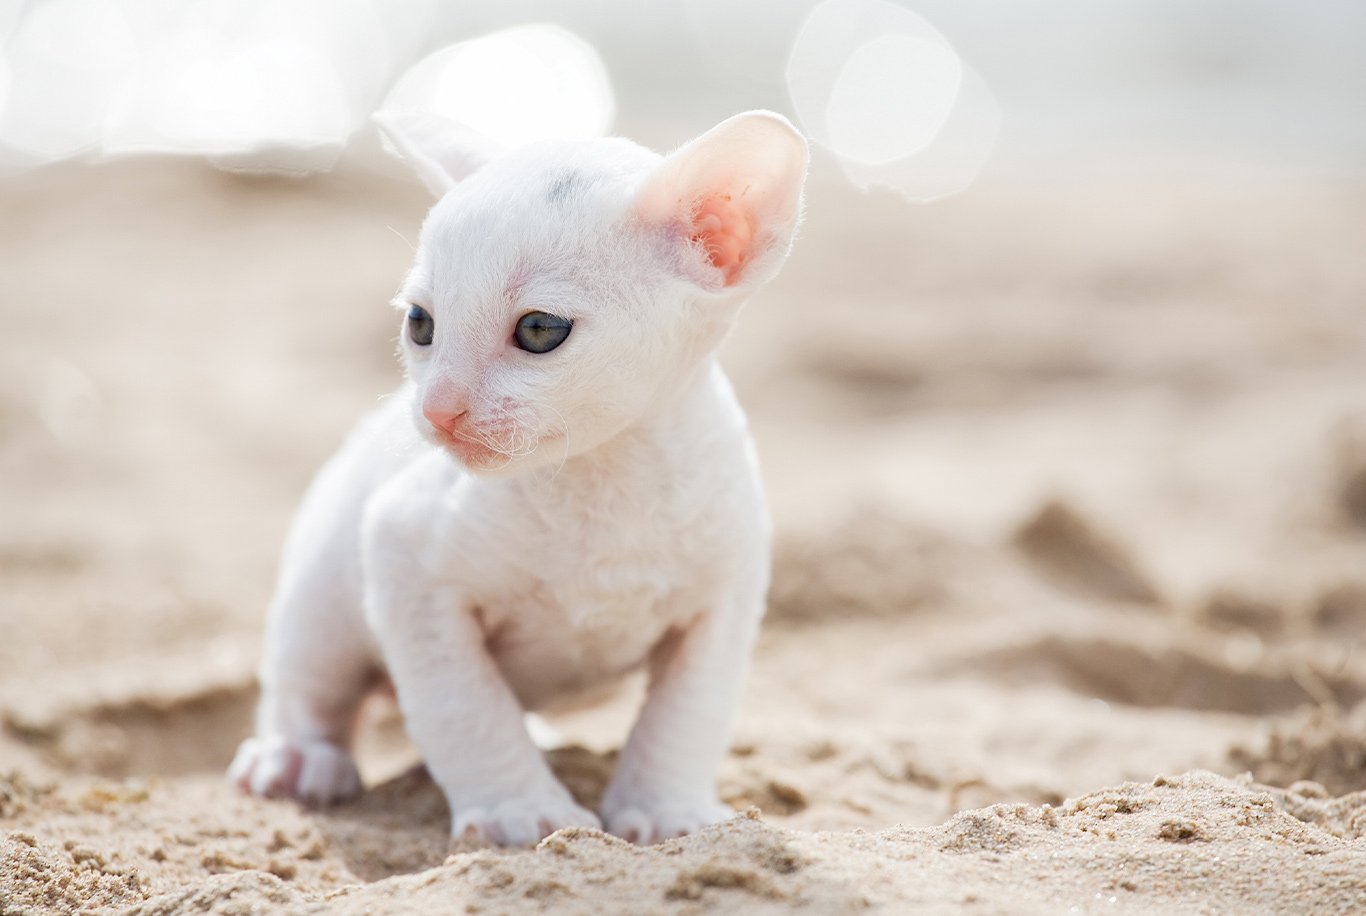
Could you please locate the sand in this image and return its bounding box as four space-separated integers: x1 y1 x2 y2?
1 156 1364 913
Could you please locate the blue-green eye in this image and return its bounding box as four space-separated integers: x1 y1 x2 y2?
514 311 572 353
407 305 433 346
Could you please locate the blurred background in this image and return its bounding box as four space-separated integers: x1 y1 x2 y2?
3 0 1365 175
2 0 1365 871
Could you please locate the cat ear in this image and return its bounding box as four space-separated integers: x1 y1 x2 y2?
636 111 808 295
373 111 504 196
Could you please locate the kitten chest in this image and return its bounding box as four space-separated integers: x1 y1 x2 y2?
466 463 731 706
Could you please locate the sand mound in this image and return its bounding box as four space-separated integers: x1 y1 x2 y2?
768 508 952 623
3 831 150 913
6 773 1361 914
1012 500 1161 607
1230 701 1366 797
275 775 1366 914
954 634 1365 714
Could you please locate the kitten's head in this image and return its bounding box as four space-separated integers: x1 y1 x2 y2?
376 110 807 476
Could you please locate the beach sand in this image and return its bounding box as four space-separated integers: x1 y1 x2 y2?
1 157 1364 913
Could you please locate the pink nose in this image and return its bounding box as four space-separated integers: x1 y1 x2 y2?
422 403 469 437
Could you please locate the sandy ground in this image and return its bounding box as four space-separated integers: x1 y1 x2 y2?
1 156 1365 913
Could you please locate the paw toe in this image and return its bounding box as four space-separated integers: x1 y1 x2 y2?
453 795 601 847
297 744 362 804
604 800 735 845
605 807 652 845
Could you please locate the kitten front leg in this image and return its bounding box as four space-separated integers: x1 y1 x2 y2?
600 590 764 844
367 575 599 845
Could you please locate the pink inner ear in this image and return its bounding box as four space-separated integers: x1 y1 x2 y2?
691 193 754 286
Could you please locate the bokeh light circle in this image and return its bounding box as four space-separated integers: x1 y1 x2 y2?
141 35 351 153
825 33 962 165
381 25 615 148
787 0 1000 200
1 0 138 160
13 0 137 72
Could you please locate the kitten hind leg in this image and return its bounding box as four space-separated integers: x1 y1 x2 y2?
229 394 414 804
229 571 378 804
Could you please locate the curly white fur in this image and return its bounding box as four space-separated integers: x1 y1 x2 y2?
228 110 808 846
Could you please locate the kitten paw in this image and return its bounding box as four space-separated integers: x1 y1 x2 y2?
602 799 736 845
227 736 361 805
452 793 601 846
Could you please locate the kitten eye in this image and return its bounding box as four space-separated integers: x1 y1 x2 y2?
514 311 572 353
407 304 434 346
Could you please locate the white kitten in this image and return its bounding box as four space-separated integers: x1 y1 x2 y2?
227 110 808 846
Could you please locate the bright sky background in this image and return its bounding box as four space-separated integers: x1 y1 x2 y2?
1 0 1362 196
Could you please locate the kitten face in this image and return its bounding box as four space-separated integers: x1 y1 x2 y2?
383 113 808 476
396 141 685 474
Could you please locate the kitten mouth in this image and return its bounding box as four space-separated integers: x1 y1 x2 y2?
429 424 533 470
424 419 562 472
434 429 504 467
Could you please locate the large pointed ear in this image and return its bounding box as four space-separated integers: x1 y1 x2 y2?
372 111 504 196
636 111 808 295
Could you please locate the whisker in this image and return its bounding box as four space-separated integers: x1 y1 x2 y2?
386 225 416 251
447 420 538 461
438 405 568 470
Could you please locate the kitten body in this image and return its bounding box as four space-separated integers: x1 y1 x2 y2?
228 112 807 846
